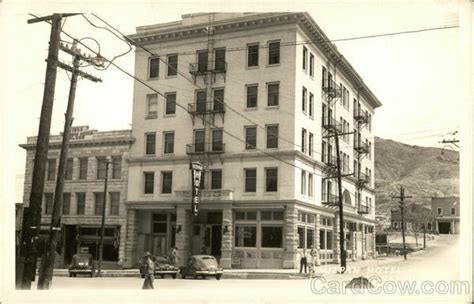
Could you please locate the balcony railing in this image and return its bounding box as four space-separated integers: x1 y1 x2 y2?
322 193 340 206
189 61 228 75
322 153 337 168
355 172 369 187
322 116 342 133
354 140 370 154
187 101 226 115
322 78 342 98
353 109 369 124
357 203 370 215
186 143 225 154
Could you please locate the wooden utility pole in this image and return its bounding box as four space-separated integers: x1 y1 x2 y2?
392 186 412 260
334 133 346 272
97 160 111 277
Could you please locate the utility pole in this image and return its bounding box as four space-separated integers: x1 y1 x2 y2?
37 39 102 289
423 224 426 249
97 159 111 277
392 185 412 260
334 132 346 273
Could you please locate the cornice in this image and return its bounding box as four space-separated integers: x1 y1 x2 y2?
19 137 136 151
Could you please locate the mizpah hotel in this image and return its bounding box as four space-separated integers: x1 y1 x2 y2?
21 12 382 269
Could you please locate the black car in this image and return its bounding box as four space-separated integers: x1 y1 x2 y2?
180 255 223 280
140 254 179 279
68 253 95 277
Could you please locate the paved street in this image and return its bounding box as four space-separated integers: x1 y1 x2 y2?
14 235 467 304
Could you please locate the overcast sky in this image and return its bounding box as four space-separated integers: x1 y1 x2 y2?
1 1 470 203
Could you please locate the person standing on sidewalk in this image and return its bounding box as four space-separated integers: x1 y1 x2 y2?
142 252 155 290
171 247 179 266
299 248 307 274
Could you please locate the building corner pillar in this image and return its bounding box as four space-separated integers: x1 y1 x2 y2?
123 208 138 268
332 215 340 264
176 207 191 266
283 205 298 269
314 213 321 266
220 207 233 269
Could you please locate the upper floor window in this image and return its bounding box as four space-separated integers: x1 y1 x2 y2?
214 48 226 71
197 51 208 72
145 133 156 155
146 94 158 118
94 192 104 215
437 207 442 216
302 87 307 113
309 53 314 76
302 46 308 70
268 41 280 65
76 192 85 215
165 93 176 115
211 169 222 190
47 159 56 181
112 156 122 179
308 132 313 157
245 126 257 150
96 157 107 179
44 193 53 215
265 167 278 192
267 83 279 106
148 57 159 79
161 171 173 194
193 129 205 153
167 54 178 76
213 88 225 111
62 193 71 215
110 192 120 215
79 158 88 180
247 44 259 67
196 90 207 113
163 132 175 154
246 85 258 108
144 172 154 194
244 168 257 193
308 173 313 197
65 158 73 180
301 170 306 195
309 92 314 118
266 125 279 149
212 129 223 152
451 207 456 215
301 128 307 153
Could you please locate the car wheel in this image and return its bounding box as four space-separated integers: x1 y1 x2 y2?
216 274 222 280
172 274 177 279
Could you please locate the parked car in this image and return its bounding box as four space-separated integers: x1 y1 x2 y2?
68 253 95 277
180 255 223 280
139 254 179 279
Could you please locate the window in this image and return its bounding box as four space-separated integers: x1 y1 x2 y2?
302 87 307 113
197 51 208 72
44 193 53 215
163 132 175 154
76 192 85 215
213 89 224 111
79 158 88 180
110 192 120 215
244 168 256 192
302 46 308 70
261 226 283 248
167 54 177 76
144 172 154 194
451 207 456 215
309 93 314 118
47 159 56 181
437 207 442 215
65 158 73 180
235 226 257 247
309 53 314 76
301 170 306 195
145 133 156 155
308 133 313 157
235 211 257 221
146 94 158 118
211 170 222 190
148 57 159 78
267 83 279 106
245 126 257 150
161 172 173 194
268 41 280 65
194 130 205 152
298 226 305 248
261 211 284 221
196 90 207 113
246 85 258 108
308 173 313 197
247 44 259 67
265 167 278 192
96 157 107 179
112 156 121 179
266 125 279 149
214 48 226 71
321 66 327 90
62 193 71 215
319 229 333 250
212 129 223 152
152 213 167 233
94 192 104 215
301 128 306 153
165 93 176 115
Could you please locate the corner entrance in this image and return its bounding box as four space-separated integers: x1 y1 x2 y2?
438 222 451 234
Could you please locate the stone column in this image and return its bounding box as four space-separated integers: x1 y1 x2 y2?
176 207 192 266
351 231 357 261
372 226 377 258
314 213 321 266
283 205 298 269
123 208 138 268
332 215 340 264
361 224 367 260
221 207 233 269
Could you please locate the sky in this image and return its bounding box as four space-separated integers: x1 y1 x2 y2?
0 1 470 203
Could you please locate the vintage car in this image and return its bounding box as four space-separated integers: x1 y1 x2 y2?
180 255 223 280
140 254 179 279
68 253 95 277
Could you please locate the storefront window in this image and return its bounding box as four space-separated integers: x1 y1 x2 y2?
235 226 257 247
298 226 305 248
320 229 326 250
261 226 283 248
307 228 314 248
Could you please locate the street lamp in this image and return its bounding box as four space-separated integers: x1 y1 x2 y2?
97 157 111 277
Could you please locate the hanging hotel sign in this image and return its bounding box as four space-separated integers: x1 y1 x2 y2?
190 161 203 216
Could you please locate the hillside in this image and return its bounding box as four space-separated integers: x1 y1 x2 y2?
374 137 459 217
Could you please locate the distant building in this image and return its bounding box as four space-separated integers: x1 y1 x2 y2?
432 197 459 234
19 126 134 268
15 202 24 256
390 203 434 232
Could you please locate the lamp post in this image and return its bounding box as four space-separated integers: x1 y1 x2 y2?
97 158 111 277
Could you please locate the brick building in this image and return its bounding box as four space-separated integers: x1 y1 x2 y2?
123 12 382 269
432 197 460 234
20 126 134 268
390 203 434 232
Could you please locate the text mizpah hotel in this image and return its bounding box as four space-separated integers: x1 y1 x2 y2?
20 12 381 270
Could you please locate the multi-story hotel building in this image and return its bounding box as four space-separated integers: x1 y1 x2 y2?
124 12 382 269
20 126 134 268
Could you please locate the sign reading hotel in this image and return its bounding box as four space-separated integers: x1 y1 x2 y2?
191 162 203 216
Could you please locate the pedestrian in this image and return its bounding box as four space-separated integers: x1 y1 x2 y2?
171 247 179 266
300 248 307 274
309 245 317 278
142 252 155 290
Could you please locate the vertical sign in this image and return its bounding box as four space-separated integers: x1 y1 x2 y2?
190 162 203 216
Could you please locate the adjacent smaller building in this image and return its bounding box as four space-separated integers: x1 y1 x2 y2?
431 197 460 234
390 203 434 232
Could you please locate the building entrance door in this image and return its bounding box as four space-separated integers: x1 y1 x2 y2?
438 222 451 234
211 225 222 257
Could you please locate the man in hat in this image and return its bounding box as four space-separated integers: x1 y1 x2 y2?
142 252 155 289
